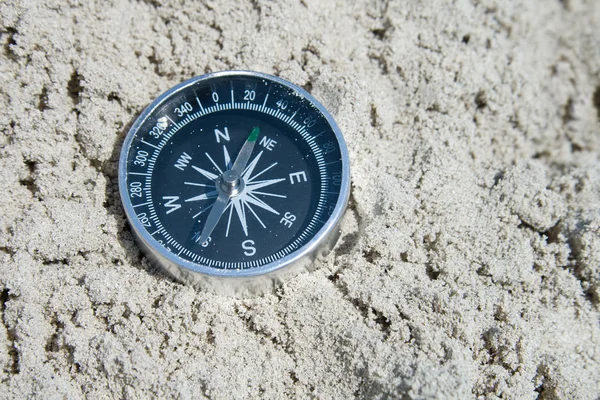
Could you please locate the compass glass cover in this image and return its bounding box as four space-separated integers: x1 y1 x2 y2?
120 72 347 274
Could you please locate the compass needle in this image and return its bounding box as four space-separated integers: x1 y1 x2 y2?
196 125 264 243
119 71 349 290
197 191 229 245
232 126 260 175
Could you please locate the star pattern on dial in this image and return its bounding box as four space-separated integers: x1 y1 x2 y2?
184 145 286 238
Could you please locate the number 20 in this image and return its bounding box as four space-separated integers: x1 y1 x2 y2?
243 90 255 101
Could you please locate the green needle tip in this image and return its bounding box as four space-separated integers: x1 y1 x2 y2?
248 126 260 142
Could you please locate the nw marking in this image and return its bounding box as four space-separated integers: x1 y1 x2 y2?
174 152 192 171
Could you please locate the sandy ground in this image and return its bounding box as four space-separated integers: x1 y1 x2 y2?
1 0 600 398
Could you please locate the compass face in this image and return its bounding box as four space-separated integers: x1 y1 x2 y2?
119 71 349 279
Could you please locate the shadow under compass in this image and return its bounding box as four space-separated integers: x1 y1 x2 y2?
103 110 180 285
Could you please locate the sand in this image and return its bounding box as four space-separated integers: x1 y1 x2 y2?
1 0 599 398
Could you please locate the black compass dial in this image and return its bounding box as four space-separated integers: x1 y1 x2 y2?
120 72 347 273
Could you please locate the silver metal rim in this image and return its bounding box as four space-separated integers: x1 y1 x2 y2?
118 70 350 279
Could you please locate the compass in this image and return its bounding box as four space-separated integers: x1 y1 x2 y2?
118 71 350 293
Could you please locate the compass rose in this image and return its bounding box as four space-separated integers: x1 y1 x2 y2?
183 127 286 242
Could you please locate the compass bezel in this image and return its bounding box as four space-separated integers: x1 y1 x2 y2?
118 70 350 286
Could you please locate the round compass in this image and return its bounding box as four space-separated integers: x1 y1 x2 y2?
119 71 350 293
